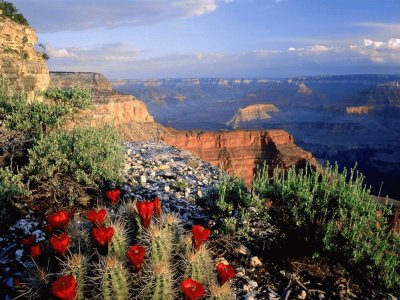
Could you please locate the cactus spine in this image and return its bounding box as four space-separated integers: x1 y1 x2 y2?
141 215 178 300
108 220 128 261
100 256 129 300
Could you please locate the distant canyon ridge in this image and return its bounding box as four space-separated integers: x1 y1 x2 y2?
112 76 400 199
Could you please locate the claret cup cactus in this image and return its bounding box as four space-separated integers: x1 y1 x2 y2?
17 193 235 299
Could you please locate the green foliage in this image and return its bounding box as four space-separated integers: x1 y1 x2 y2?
42 88 92 109
215 175 257 212
25 126 124 186
0 167 28 204
0 87 92 138
1 96 71 137
253 162 400 289
0 1 29 26
202 174 263 237
41 53 49 60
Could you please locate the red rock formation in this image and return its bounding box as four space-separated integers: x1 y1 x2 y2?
346 106 374 114
162 129 316 185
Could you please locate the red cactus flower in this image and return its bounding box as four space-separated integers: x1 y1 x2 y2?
29 243 41 259
153 196 162 217
180 278 205 300
127 245 146 272
47 210 70 230
105 189 120 205
51 275 77 300
50 233 71 256
87 208 107 226
136 201 154 228
21 235 36 247
92 226 114 246
192 225 211 250
216 262 236 285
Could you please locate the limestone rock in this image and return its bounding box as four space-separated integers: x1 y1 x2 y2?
0 18 50 100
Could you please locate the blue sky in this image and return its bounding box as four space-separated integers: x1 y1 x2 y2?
13 0 400 79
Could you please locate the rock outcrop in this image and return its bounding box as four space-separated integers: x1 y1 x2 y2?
49 72 154 127
0 18 49 100
226 104 279 129
162 129 316 185
346 106 374 114
297 82 312 95
50 72 112 95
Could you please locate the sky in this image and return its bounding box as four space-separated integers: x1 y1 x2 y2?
13 0 400 79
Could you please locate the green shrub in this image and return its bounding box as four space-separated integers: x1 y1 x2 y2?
215 175 257 213
0 87 93 138
42 88 93 109
0 167 28 203
254 162 400 289
201 175 263 237
2 96 70 137
25 126 124 186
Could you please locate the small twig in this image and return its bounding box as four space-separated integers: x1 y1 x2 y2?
280 279 292 300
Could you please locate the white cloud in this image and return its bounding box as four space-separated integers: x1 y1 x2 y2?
45 38 400 78
13 0 221 32
46 47 77 59
350 38 400 63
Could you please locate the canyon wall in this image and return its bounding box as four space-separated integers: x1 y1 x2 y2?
162 129 317 185
50 72 112 95
0 18 50 100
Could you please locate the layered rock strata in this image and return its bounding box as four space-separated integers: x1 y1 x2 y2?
162 129 316 185
0 18 50 100
49 72 155 133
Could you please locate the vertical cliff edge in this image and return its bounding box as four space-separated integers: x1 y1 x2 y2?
162 129 317 185
0 17 50 100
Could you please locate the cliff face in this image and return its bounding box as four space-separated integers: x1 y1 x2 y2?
50 72 112 94
0 18 50 100
162 129 316 185
227 104 279 129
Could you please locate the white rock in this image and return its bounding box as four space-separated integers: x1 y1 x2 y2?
235 244 251 256
164 185 170 192
140 175 147 184
250 256 263 267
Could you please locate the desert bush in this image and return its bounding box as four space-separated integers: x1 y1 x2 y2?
25 126 124 186
0 86 92 138
201 175 263 237
2 97 71 137
253 162 400 289
0 167 28 203
42 87 92 109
